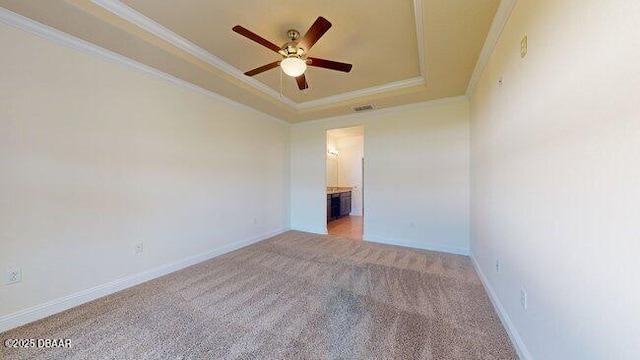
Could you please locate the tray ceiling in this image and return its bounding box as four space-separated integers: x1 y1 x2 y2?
0 0 501 123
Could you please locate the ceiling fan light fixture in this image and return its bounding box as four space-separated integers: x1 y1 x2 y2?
280 57 307 77
233 17 351 91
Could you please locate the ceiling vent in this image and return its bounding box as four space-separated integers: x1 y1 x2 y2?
353 104 375 112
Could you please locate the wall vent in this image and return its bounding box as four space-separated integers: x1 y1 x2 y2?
353 104 375 112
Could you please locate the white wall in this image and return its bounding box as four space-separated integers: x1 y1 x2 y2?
336 135 364 216
0 22 289 330
470 0 640 358
290 99 470 255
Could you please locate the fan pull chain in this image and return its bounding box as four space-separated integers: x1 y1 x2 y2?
279 67 284 98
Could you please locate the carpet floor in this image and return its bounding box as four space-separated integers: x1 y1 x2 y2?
1 231 517 359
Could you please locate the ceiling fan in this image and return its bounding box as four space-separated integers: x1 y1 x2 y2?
232 17 353 91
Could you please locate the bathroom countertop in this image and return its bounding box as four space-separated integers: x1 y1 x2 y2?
327 187 353 195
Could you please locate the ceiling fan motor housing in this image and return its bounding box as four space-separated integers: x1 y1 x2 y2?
280 29 306 58
279 44 305 57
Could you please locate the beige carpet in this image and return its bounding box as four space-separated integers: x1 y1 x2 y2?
1 231 517 359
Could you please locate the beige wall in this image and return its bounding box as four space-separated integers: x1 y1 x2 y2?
0 22 289 328
290 99 470 254
470 0 640 358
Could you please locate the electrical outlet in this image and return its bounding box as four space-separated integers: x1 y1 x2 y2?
134 241 144 254
5 268 22 285
521 35 528 58
409 221 416 228
495 259 501 273
253 217 258 225
520 288 528 310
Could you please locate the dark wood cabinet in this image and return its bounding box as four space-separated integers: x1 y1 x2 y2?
339 192 351 217
327 191 351 222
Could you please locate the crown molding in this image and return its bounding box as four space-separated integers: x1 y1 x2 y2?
4 0 429 119
295 0 425 113
413 0 426 78
294 95 468 127
91 0 427 112
295 76 425 110
466 0 518 96
91 0 297 108
0 7 289 126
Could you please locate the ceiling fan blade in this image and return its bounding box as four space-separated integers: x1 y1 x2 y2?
295 74 308 90
232 25 281 53
298 17 332 51
308 57 353 73
244 61 280 76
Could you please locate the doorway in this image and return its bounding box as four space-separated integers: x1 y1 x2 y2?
326 126 364 240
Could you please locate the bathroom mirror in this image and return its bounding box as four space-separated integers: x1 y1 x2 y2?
326 151 338 188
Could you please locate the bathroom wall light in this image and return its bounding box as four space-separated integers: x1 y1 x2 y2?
327 149 339 156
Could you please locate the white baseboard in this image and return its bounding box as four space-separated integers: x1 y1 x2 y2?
289 226 328 235
364 235 469 256
470 254 532 360
0 228 286 333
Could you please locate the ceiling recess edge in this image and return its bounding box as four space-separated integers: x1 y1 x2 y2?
91 0 427 111
0 7 290 125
